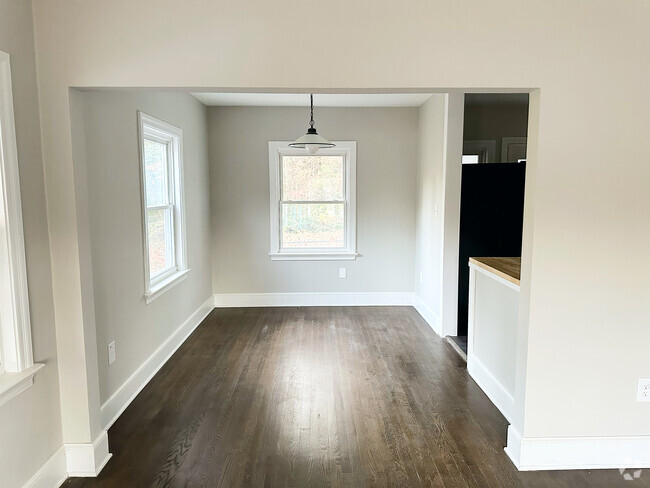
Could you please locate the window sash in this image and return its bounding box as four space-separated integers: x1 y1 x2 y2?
143 137 174 207
147 204 176 280
144 136 177 282
279 201 347 250
278 155 348 251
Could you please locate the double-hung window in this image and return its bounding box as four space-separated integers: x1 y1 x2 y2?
268 141 357 260
138 112 188 303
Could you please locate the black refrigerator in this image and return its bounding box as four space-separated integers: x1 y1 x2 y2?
456 162 526 336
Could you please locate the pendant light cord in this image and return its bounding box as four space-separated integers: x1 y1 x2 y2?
310 94 314 129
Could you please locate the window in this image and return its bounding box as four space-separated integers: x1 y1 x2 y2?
138 112 188 303
462 154 480 164
463 140 496 163
0 50 42 406
268 141 357 260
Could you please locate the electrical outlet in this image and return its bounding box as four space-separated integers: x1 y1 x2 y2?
638 379 650 402
339 267 347 279
108 341 116 365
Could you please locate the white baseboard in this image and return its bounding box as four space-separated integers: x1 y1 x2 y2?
65 430 111 477
412 294 441 336
467 354 515 423
213 292 414 308
100 296 214 430
505 425 650 471
20 447 67 488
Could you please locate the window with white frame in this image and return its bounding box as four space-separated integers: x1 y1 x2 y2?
0 50 42 406
138 112 188 303
268 141 357 260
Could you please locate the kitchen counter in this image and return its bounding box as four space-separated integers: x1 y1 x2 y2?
469 257 520 286
466 256 521 423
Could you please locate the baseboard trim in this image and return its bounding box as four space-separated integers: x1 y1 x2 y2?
412 294 441 336
100 296 214 430
65 430 111 477
505 426 650 471
467 354 515 423
20 447 67 488
213 292 414 308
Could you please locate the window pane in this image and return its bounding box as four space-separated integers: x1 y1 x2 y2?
282 156 343 201
462 154 480 164
147 207 174 277
281 203 344 248
144 139 168 206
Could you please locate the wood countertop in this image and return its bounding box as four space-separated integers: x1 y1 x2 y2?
469 257 521 286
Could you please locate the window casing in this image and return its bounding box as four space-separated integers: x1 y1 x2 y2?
138 112 188 303
268 141 357 260
0 50 43 406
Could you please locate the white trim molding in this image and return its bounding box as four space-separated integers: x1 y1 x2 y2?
0 363 44 407
212 293 441 338
269 252 358 261
0 50 34 374
64 430 112 477
505 426 650 471
467 354 515 423
20 447 67 488
144 268 190 304
100 296 214 430
213 292 413 308
412 294 441 336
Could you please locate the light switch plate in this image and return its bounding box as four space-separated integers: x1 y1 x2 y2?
638 378 650 402
108 341 116 365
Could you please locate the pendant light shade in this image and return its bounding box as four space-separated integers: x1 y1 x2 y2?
289 94 335 154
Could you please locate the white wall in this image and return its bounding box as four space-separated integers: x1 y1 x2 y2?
0 0 63 486
414 93 464 337
414 95 447 328
209 106 418 295
28 0 650 467
76 90 213 405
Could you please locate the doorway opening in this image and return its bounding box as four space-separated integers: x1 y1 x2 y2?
449 93 529 355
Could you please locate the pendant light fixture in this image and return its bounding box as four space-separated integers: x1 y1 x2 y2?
289 94 335 154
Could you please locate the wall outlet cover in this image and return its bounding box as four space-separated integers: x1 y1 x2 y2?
339 267 347 279
108 341 116 365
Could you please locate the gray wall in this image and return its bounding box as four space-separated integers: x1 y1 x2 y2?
208 106 418 294
79 90 213 404
0 0 63 486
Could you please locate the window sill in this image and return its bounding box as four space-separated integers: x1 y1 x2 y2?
145 268 190 304
0 363 45 408
269 252 359 261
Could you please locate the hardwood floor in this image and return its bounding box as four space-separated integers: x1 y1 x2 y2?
65 307 647 487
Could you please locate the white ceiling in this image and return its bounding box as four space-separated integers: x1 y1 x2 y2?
191 93 433 108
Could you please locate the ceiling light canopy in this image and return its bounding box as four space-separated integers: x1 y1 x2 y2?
289 94 335 154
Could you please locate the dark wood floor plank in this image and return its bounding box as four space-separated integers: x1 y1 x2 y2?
64 306 647 488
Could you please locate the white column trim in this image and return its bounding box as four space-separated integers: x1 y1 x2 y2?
64 430 112 477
